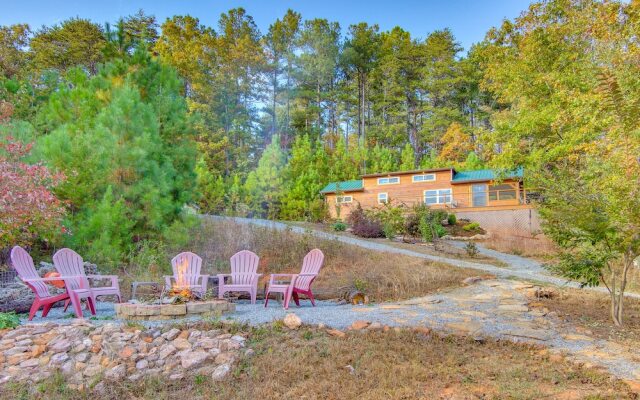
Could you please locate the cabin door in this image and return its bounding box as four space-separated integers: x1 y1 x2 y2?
472 184 487 207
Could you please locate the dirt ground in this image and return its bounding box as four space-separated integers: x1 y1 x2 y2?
534 288 640 347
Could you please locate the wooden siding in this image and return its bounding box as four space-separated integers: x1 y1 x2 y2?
325 171 525 219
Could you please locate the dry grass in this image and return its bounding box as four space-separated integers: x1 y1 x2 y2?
480 231 557 258
534 288 640 347
183 219 480 302
5 325 635 400
289 221 506 265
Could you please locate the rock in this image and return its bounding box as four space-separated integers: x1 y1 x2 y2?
181 350 209 369
19 358 40 368
162 328 181 341
350 320 370 330
462 276 483 285
173 338 192 351
198 338 219 349
4 346 29 356
502 328 551 341
158 344 177 360
283 313 302 330
50 339 71 353
49 352 70 365
93 382 106 395
136 359 149 370
211 363 231 381
105 364 127 381
497 304 529 313
169 373 185 381
215 352 235 365
231 335 246 344
244 349 255 357
119 346 135 359
83 364 103 377
326 329 346 338
368 322 383 331
412 327 431 335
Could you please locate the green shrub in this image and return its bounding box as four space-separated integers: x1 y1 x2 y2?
463 222 481 232
0 312 20 329
419 216 445 242
332 221 347 232
383 221 396 240
370 203 405 236
447 213 457 225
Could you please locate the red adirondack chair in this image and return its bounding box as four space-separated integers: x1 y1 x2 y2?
218 250 262 304
164 252 209 297
53 248 120 318
10 246 72 321
265 249 324 309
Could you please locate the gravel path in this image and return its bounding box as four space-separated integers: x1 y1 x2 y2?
214 216 640 299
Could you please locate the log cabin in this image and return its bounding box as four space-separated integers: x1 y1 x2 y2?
320 167 532 220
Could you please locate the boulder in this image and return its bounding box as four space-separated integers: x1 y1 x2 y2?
283 313 302 330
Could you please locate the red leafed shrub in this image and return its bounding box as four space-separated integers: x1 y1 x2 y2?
347 204 384 238
0 136 66 249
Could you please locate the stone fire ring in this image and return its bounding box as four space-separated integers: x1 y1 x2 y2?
114 300 235 321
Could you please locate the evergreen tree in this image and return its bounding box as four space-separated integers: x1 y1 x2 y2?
37 51 196 266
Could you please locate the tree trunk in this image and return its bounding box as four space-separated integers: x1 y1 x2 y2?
272 67 278 140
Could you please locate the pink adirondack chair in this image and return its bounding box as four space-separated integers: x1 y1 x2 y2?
218 250 262 304
265 249 324 309
53 248 120 318
164 252 209 297
10 246 72 321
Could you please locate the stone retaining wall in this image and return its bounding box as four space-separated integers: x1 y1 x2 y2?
115 300 235 320
0 321 247 392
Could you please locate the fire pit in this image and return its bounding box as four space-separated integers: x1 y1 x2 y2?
116 262 235 321
114 299 234 321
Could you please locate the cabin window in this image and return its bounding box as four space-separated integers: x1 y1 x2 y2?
412 174 435 183
377 176 400 185
336 195 353 204
424 189 452 205
378 193 388 204
489 184 516 201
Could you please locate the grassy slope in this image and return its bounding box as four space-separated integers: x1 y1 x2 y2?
181 219 481 302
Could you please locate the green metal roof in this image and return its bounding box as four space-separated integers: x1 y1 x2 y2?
320 179 364 194
451 167 524 183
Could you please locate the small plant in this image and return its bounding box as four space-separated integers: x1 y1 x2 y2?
347 205 384 238
447 213 457 225
0 312 20 329
353 278 368 292
302 330 313 340
463 222 481 232
332 221 347 231
382 221 396 240
465 242 479 257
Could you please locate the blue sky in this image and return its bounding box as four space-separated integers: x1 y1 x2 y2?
1 0 531 52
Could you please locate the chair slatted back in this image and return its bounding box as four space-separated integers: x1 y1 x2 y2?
171 252 203 288
229 250 259 285
53 248 87 291
295 249 324 291
11 246 50 298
